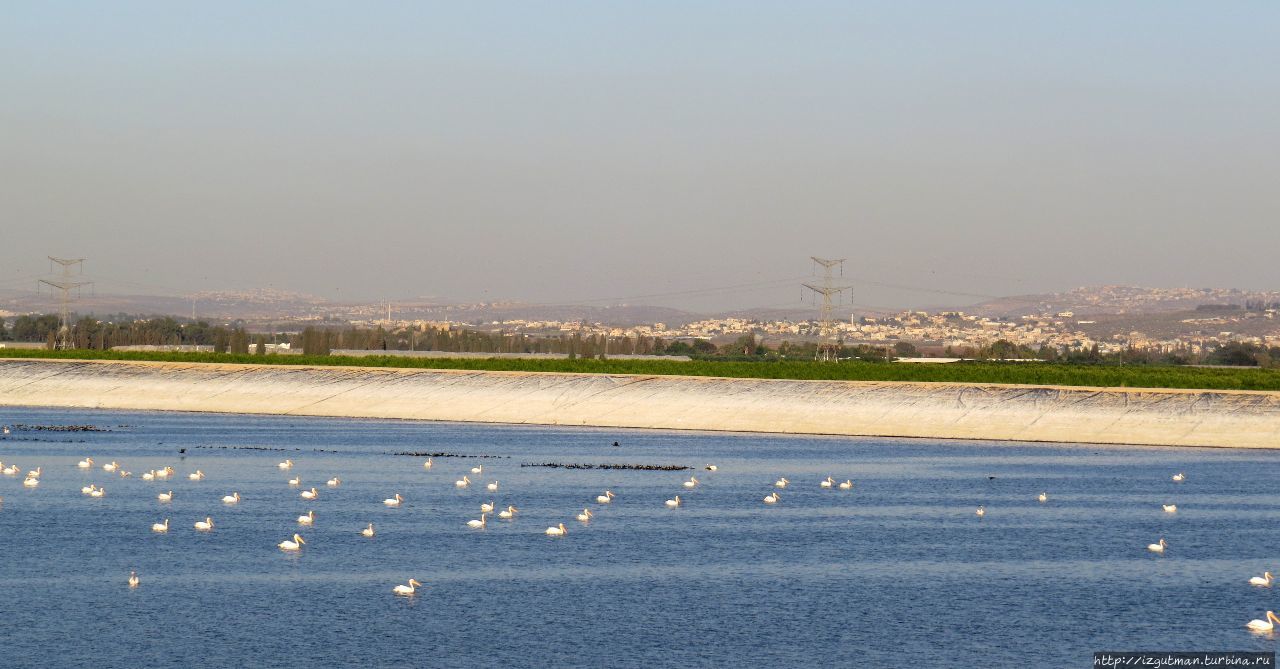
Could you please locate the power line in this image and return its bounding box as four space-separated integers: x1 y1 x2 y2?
802 257 851 361
38 257 92 350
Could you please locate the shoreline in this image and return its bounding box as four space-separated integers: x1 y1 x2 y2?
1 357 1278 449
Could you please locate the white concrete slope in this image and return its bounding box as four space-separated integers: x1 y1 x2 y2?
1 358 1278 448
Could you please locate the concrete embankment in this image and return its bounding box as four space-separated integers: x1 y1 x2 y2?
1 358 1278 448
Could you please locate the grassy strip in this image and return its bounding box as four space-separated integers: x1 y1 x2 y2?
3 348 1280 391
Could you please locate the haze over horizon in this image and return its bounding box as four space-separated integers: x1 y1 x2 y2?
3 2 1277 312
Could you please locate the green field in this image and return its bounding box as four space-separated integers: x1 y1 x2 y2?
4 348 1280 391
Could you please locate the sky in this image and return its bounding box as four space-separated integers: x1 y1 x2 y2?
2 2 1277 312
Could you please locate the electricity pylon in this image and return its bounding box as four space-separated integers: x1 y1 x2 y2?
802 257 851 361
39 257 92 350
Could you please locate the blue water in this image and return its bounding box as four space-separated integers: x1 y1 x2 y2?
0 407 1278 668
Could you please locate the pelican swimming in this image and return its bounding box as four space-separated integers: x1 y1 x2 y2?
278 533 305 551
763 492 780 504
188 470 204 481
576 508 593 522
22 477 38 487
705 464 717 471
975 506 985 517
596 490 615 504
326 477 341 487
1162 504 1177 513
151 518 169 533
1249 572 1274 587
103 461 119 473
158 491 174 502
423 458 433 470
1038 492 1048 503
155 467 173 479
2 464 18 475
470 464 483 475
194 517 214 531
26 467 41 479
278 459 294 470
300 487 318 500
839 480 853 490
774 477 788 489
683 476 699 489
288 475 301 486
467 513 487 529
486 481 499 492
128 571 139 588
666 495 681 508
222 492 241 504
77 457 94 469
1246 611 1279 632
361 523 375 537
297 510 315 526
498 505 518 519
1172 472 1185 482
820 476 835 488
455 476 471 489
480 501 495 513
393 579 422 596
384 493 403 507
142 470 156 481
118 471 131 478
1147 538 1167 553
545 523 567 536
81 484 97 495
89 487 104 498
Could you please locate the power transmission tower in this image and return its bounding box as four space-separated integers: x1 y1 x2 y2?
39 257 93 350
802 257 851 361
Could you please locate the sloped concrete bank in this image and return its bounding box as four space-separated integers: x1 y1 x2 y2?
1 358 1277 448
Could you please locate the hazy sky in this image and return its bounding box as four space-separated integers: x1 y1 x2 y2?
2 2 1277 311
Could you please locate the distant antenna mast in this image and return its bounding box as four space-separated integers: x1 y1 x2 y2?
802 257 851 362
39 256 92 350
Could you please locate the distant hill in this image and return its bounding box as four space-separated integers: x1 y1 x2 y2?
968 286 1280 318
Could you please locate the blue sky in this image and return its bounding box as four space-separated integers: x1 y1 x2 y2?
2 2 1277 310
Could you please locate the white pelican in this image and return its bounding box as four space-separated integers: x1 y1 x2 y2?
222 492 241 504
763 492 780 504
81 484 97 495
384 493 403 507
820 476 835 488
486 481 499 492
480 501 495 513
22 477 38 488
361 523 375 537
278 533 305 551
1172 472 1185 482
1162 504 1177 513
326 477 341 487
1249 572 1273 587
26 467 41 479
1246 611 1279 632
1038 492 1048 503
297 510 315 525
103 462 119 473
665 495 681 508
393 579 422 596
839 480 853 490
975 506 985 517
576 508 593 522
151 519 169 533
157 491 174 502
684 476 699 489
498 505 518 519
194 517 214 531
774 477 788 489
155 467 173 480
467 513 487 529
89 487 104 498
705 464 717 471
128 571 139 588
455 476 471 489
188 470 204 481
77 457 94 469
545 523 567 537
1147 538 1167 553
423 458 433 470
118 471 131 478
278 459 294 470
596 491 615 504
2 464 18 475
288 475 301 486
470 464 483 475
142 470 156 481
300 487 318 500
